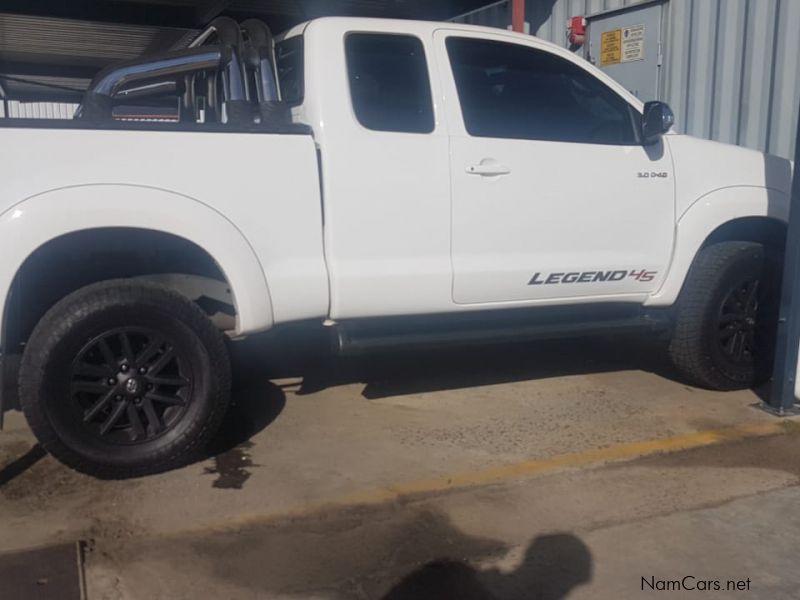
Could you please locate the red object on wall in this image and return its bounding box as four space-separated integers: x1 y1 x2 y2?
512 0 526 33
568 16 587 47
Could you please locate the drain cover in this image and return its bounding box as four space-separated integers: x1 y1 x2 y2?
0 542 84 600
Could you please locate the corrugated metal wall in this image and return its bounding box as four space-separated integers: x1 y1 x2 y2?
452 0 800 160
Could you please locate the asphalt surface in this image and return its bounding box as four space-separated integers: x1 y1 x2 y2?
2 334 799 599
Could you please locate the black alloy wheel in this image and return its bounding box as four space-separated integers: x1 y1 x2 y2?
716 278 760 366
20 280 231 477
669 241 781 390
70 328 192 445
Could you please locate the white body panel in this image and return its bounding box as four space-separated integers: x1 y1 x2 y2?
647 136 793 306
431 28 674 305
302 19 453 319
448 137 673 304
0 17 793 349
0 128 328 338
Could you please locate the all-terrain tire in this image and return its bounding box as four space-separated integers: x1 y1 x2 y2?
668 241 780 390
19 280 231 478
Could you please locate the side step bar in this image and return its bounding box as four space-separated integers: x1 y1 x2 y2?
334 303 672 356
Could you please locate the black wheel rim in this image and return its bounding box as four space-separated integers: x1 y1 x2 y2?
717 278 760 365
70 327 192 445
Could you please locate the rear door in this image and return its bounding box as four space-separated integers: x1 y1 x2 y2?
435 30 675 306
305 23 453 318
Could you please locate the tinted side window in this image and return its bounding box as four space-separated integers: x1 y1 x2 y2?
345 33 434 134
276 37 304 106
446 37 639 145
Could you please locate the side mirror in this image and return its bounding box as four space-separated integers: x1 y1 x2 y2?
641 101 675 145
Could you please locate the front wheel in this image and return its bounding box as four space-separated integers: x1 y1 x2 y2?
19 280 231 478
668 241 781 390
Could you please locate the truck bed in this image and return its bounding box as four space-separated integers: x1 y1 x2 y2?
0 123 330 331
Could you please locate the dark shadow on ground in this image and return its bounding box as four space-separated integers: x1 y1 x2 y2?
199 370 286 488
752 380 772 405
156 504 593 599
208 376 286 457
384 533 592 600
203 329 679 485
232 325 681 401
0 444 46 488
357 336 676 401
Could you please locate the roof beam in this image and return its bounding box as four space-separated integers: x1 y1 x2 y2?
0 1 200 29
0 58 101 80
0 0 505 29
195 0 231 26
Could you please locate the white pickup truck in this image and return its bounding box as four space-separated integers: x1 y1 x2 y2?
0 17 793 476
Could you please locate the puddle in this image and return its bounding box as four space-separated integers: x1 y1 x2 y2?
203 441 256 490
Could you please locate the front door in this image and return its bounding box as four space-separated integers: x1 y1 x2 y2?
436 30 675 305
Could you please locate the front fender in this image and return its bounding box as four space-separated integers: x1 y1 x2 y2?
0 184 274 340
645 186 789 306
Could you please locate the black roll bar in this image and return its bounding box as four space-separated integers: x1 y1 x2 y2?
80 47 224 108
77 45 245 123
241 19 291 125
202 17 247 105
78 17 251 124
241 19 280 103
75 16 292 127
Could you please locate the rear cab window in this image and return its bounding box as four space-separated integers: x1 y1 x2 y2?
276 36 304 106
344 33 435 134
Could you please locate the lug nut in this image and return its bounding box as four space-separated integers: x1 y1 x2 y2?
134 397 142 405
115 395 123 401
107 378 116 386
139 367 147 375
120 364 129 373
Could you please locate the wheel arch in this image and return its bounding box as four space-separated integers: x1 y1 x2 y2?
0 184 274 354
701 215 787 252
646 186 789 307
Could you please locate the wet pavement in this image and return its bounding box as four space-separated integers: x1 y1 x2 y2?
84 431 800 599
1 334 799 598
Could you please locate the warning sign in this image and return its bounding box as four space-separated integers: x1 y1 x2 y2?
621 24 645 62
599 29 621 66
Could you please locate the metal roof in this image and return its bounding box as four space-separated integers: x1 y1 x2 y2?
0 0 494 100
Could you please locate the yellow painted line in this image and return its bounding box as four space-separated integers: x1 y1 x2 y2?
335 421 786 506
183 419 792 537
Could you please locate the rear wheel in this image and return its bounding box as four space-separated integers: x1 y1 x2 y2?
19 280 231 478
669 241 781 390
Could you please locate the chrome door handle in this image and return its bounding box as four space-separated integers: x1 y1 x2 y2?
466 164 511 176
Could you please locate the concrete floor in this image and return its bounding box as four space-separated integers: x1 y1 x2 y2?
1 334 799 599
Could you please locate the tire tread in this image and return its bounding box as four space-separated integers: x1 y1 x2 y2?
669 241 764 390
18 279 230 478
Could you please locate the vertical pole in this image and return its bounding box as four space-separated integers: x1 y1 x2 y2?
512 0 526 33
768 106 800 413
0 79 7 119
